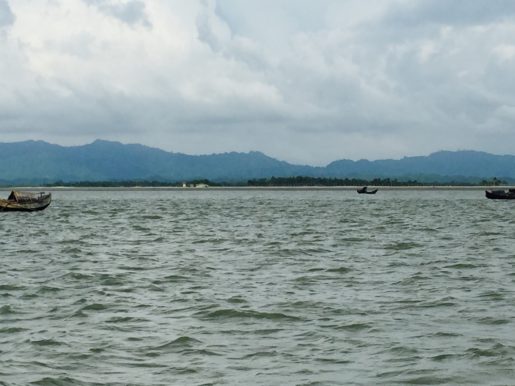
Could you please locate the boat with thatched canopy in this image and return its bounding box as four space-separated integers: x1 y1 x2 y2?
0 191 52 212
485 189 515 200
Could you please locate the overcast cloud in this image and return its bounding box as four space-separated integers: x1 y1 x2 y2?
1 0 515 164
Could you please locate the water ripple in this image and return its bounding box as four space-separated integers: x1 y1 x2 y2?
1 188 515 385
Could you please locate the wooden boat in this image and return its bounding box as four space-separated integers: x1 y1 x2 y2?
485 189 515 200
357 186 378 194
0 191 52 211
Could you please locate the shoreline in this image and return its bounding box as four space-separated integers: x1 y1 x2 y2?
0 185 503 192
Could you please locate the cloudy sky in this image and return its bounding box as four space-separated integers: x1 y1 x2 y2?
1 0 515 165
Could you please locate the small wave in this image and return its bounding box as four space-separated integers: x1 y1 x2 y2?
31 377 104 386
123 360 170 368
193 237 226 244
399 375 460 384
239 351 278 359
341 237 368 242
477 316 510 325
105 316 147 323
37 286 62 293
148 336 202 354
184 349 220 357
70 310 88 318
65 272 93 280
0 326 26 333
20 293 39 300
302 247 332 254
117 265 150 272
444 263 478 269
375 369 404 379
253 328 284 335
293 275 329 285
387 345 419 355
61 247 82 255
336 322 372 332
477 290 505 301
145 284 164 292
396 274 429 286
158 336 201 347
199 308 301 321
294 380 324 386
431 353 458 361
30 339 64 347
10 249 39 254
80 303 108 311
478 231 502 237
416 227 438 233
384 242 422 250
140 215 162 220
466 344 507 358
0 305 14 314
433 331 462 338
56 239 83 245
172 367 199 375
316 357 352 364
326 266 351 274
100 277 124 286
132 225 150 231
0 284 25 291
89 345 110 353
227 296 247 304
287 300 324 309
162 274 189 282
415 298 456 308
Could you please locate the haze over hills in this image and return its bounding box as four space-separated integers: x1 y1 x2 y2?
1 140 515 184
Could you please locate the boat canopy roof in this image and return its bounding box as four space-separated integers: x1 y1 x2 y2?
8 191 40 202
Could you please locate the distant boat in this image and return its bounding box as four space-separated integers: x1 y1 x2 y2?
357 186 378 194
0 191 52 211
485 189 515 200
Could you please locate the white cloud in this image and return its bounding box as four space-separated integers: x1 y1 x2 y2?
492 44 515 61
1 0 515 164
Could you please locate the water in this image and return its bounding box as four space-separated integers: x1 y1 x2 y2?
1 188 515 385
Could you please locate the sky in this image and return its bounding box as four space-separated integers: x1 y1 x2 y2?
1 0 515 165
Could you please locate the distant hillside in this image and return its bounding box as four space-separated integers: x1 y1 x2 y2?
0 140 317 184
326 150 515 181
0 140 514 184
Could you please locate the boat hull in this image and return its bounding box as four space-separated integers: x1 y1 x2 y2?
0 193 51 212
357 188 378 194
485 190 515 200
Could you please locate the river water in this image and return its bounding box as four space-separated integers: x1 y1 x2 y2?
1 188 515 385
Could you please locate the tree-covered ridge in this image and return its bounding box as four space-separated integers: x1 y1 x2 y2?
247 176 506 187
22 176 504 188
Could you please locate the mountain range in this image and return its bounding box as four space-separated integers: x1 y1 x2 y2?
1 139 514 184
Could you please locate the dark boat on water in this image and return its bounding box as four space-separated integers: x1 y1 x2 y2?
357 186 378 194
0 191 52 211
485 189 515 200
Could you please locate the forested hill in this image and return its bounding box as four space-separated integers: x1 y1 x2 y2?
0 140 316 183
1 140 514 184
325 150 515 181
